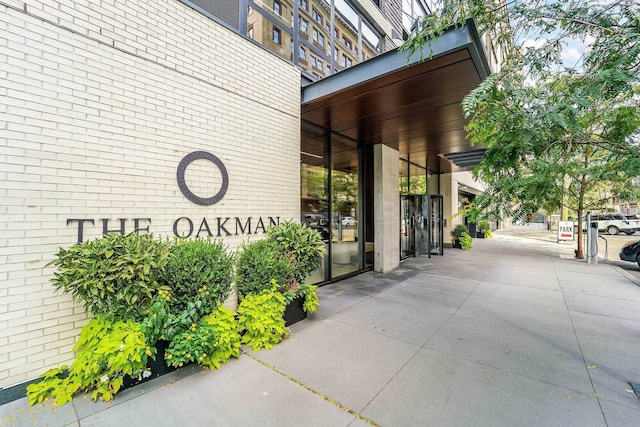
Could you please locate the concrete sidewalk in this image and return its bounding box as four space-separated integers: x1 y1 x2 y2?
3 232 640 426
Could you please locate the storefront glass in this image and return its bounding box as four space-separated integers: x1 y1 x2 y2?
331 134 360 276
301 122 329 284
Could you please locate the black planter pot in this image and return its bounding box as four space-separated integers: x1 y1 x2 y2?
122 340 177 389
452 240 462 249
284 297 307 326
476 232 485 239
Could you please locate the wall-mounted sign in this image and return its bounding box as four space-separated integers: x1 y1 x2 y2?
177 151 228 205
558 220 574 241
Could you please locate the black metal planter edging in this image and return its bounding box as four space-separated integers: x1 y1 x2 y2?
122 340 178 389
284 296 307 326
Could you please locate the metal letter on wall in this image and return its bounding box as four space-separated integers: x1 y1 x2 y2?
176 151 229 205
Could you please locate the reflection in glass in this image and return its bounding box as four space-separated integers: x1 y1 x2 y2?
331 134 360 277
301 123 328 284
399 158 409 194
247 4 293 61
248 0 381 79
409 163 427 194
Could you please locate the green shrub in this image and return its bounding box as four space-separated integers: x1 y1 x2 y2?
235 239 294 300
460 234 473 250
26 317 150 406
266 221 327 287
200 306 241 369
164 318 220 368
477 220 493 238
47 233 170 321
159 238 233 319
237 286 287 351
450 224 469 241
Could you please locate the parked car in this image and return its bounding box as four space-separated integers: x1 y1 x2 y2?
620 239 640 267
341 216 357 227
583 213 638 235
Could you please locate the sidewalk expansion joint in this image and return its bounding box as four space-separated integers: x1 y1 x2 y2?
242 350 379 426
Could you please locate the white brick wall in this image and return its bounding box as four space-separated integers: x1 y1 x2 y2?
1 0 301 388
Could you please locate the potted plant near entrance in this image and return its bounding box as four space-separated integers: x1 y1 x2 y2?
476 220 493 239
236 221 325 326
451 224 472 250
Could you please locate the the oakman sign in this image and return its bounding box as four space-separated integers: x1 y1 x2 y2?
66 151 281 243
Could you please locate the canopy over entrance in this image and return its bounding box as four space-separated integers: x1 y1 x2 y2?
301 19 490 174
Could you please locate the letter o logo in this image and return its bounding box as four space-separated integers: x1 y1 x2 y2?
177 151 229 205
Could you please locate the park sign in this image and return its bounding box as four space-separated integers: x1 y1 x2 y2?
558 220 574 242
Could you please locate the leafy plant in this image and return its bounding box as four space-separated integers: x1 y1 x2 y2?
266 221 327 289
200 306 241 369
451 224 473 250
282 282 319 313
460 234 473 250
159 238 233 318
299 283 319 313
477 220 493 238
237 286 287 351
139 289 171 346
235 239 294 300
47 233 170 321
26 317 150 406
450 224 469 241
164 319 220 368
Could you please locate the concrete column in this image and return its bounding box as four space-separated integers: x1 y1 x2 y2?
374 144 399 272
440 173 458 244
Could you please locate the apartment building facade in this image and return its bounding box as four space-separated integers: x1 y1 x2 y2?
1 0 501 391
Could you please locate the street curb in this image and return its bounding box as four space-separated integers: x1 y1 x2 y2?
612 265 640 288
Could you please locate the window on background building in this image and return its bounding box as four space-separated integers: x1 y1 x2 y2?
312 8 323 25
334 28 339 38
300 45 307 61
311 55 317 67
347 57 352 67
334 47 339 61
317 58 323 69
341 53 347 67
299 0 308 11
273 27 281 44
300 16 308 33
312 28 325 47
248 25 254 39
274 0 282 16
342 36 352 50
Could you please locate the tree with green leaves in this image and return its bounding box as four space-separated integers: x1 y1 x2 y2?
403 0 640 258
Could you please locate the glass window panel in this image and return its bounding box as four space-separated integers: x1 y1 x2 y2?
335 0 359 30
247 6 292 61
362 22 380 54
409 163 427 194
399 158 409 194
331 134 360 277
301 123 328 284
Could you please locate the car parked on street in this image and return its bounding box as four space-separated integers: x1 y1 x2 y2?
620 239 640 267
341 216 357 227
585 212 639 235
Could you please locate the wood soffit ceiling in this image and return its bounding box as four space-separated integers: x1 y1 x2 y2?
301 48 486 173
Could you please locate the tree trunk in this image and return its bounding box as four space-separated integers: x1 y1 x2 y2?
576 207 584 259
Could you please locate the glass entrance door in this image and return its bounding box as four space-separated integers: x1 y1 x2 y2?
400 194 443 259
